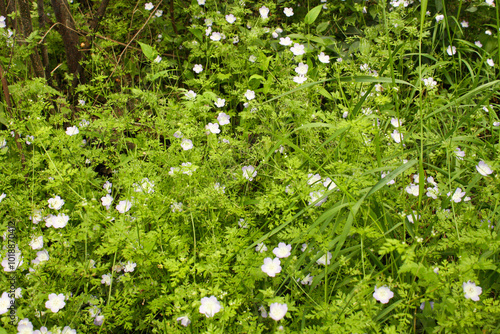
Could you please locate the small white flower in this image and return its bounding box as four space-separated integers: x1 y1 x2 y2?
193 64 203 73
448 188 466 203
373 285 394 304
290 43 305 56
155 9 163 17
210 32 222 41
245 89 255 100
242 165 257 181
248 55 257 63
446 45 456 56
317 52 330 63
225 14 236 24
273 243 291 258
293 75 307 84
391 129 403 143
176 315 191 326
101 194 113 209
144 2 154 11
34 249 50 263
323 177 337 190
65 126 79 136
215 98 225 108
0 193 5 202
485 0 495 7
269 303 288 321
199 296 222 318
485 29 492 35
30 236 44 250
181 138 193 150
94 315 105 326
295 62 308 75
422 77 437 88
283 7 294 17
279 37 293 46
390 118 404 127
487 59 495 67
309 190 327 206
103 181 112 193
123 261 136 273
238 218 248 228
463 281 482 301
48 195 65 210
455 147 465 160
435 14 444 22
256 242 267 253
171 202 183 212
261 257 282 277
475 41 483 47
233 35 239 44
307 173 322 185
405 184 419 196
45 293 66 313
316 251 332 266
206 123 220 134
116 200 132 213
301 274 313 285
185 90 196 100
197 0 205 5
101 274 112 285
460 21 468 28
14 288 22 299
426 186 440 199
259 6 270 19
217 112 230 125
476 161 493 176
153 55 162 63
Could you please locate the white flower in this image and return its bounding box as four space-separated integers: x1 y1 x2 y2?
31 210 43 224
422 77 437 88
2 250 23 271
426 186 440 199
381 171 395 185
273 243 291 258
17 320 33 334
144 2 154 10
100 194 113 209
460 21 468 28
61 326 77 334
48 195 65 210
446 45 456 56
181 139 193 150
66 126 80 136
463 281 482 301
199 296 222 318
293 75 307 84
217 112 230 125
316 251 332 266
123 261 136 273
242 165 257 181
301 274 313 285
171 202 183 212
261 257 282 277
283 7 294 17
487 59 495 67
475 41 483 47
435 14 444 22
455 147 465 160
279 37 293 46
116 200 132 213
476 161 493 176
390 129 403 143
256 242 267 252
405 184 419 196
494 121 500 126
290 43 305 56
485 0 495 7
101 274 112 285
45 213 69 228
210 31 221 41
225 14 236 24
323 177 337 190
244 89 255 100
30 236 44 250
0 292 12 314
206 123 221 134
309 190 327 206
214 182 225 193
373 285 394 304
103 181 112 193
249 55 257 63
94 315 105 326
307 173 322 185
295 62 308 75
390 118 404 127
318 52 330 63
15 288 22 298
233 35 239 44
448 188 466 203
34 249 50 263
485 29 492 35
215 98 225 108
238 218 248 228
259 6 270 19
0 193 5 202
45 293 66 313
269 303 288 321
259 305 268 318
185 90 197 100
342 111 349 118
193 64 203 73
406 211 421 223
205 26 212 36
197 0 205 5
176 315 191 326
155 9 163 17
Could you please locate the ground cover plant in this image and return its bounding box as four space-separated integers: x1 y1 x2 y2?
0 0 499 332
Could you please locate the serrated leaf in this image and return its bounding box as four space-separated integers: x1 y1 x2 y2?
304 5 323 25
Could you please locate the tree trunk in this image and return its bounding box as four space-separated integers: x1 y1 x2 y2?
17 0 45 78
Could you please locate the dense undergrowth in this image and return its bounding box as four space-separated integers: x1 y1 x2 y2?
0 0 499 333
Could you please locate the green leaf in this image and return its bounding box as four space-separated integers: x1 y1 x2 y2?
137 41 154 60
304 5 323 25
189 28 203 42
316 21 329 33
